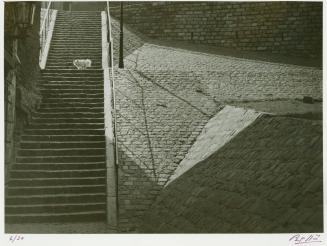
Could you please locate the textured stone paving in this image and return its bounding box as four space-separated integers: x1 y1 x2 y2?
167 106 262 186
124 43 322 102
113 31 322 231
140 115 323 233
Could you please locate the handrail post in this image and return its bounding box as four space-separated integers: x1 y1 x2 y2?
119 2 124 68
103 2 119 229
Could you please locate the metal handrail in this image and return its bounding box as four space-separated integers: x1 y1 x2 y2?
106 1 119 168
39 1 52 63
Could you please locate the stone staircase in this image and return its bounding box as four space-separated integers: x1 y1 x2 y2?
5 11 107 223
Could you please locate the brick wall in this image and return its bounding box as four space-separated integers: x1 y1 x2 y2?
110 1 322 58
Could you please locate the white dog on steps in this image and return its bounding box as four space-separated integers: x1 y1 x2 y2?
73 59 92 70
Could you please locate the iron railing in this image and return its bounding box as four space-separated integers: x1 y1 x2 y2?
106 1 119 170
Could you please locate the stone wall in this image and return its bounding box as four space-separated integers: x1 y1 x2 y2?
4 3 42 180
110 1 322 58
15 8 42 136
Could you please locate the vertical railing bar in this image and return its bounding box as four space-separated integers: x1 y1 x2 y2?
107 1 118 168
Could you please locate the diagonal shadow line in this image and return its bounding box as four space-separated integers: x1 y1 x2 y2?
116 110 147 136
116 88 144 110
118 141 155 172
135 70 211 118
125 69 158 182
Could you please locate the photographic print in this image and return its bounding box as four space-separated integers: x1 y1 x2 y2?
3 0 323 237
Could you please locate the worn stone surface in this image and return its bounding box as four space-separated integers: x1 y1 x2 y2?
124 43 322 102
140 115 323 233
110 1 322 58
167 106 262 186
4 3 42 179
113 20 322 231
114 69 220 230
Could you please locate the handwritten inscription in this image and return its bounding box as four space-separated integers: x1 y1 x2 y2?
9 235 24 243
289 234 322 245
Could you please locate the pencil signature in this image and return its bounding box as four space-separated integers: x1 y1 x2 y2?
289 234 322 245
9 235 24 243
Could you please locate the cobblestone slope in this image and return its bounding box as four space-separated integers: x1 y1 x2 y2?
113 24 322 231
140 115 323 233
167 106 262 186
125 44 322 102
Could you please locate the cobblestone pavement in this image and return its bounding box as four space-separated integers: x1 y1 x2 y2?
140 115 323 233
124 43 322 102
113 38 322 230
167 106 262 186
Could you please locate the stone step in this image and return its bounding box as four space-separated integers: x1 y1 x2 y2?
40 84 103 90
48 53 101 58
40 102 103 107
46 66 103 70
33 111 103 118
6 193 106 205
32 117 104 124
5 210 106 223
10 169 106 179
54 23 101 27
48 50 102 55
39 102 103 106
8 176 105 186
24 129 104 136
46 57 102 62
41 98 103 104
48 53 102 58
40 76 103 81
55 18 100 21
20 140 105 149
40 81 102 85
41 76 103 82
49 46 101 49
27 123 104 130
46 62 102 67
47 58 102 62
6 202 106 214
53 29 101 33
37 107 104 113
51 37 101 42
11 162 105 171
38 93 104 99
40 86 103 91
49 48 102 52
41 69 103 74
48 52 102 57
52 33 101 38
50 40 101 45
21 135 105 142
50 40 101 44
40 83 103 89
52 31 101 35
16 155 105 164
56 17 101 20
17 148 105 157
